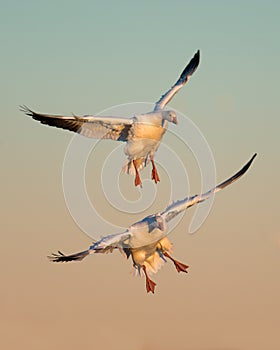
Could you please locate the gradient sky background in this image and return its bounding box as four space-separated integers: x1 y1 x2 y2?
1 1 280 349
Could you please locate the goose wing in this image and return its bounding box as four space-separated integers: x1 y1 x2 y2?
162 153 257 223
154 50 200 111
21 105 133 141
48 231 132 262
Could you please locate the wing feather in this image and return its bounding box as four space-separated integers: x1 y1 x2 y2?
162 154 257 222
20 105 133 141
48 231 132 263
154 50 200 111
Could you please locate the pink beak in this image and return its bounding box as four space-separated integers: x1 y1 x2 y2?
173 116 178 125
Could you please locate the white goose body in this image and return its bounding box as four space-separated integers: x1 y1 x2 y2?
123 110 175 174
49 154 256 293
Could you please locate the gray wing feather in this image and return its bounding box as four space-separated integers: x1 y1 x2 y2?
48 231 132 263
162 154 257 222
21 105 133 141
154 50 200 111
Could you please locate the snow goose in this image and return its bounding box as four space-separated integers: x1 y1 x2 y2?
20 50 200 187
49 153 256 293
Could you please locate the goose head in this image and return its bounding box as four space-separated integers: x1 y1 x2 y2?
162 110 178 125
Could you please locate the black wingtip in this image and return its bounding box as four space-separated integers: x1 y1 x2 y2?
47 251 66 262
216 153 257 190
244 153 257 170
236 152 257 180
47 249 89 263
192 49 200 63
235 152 257 176
192 50 200 67
47 251 73 263
19 105 34 116
180 49 200 80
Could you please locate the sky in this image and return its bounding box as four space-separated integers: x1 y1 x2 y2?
1 1 280 349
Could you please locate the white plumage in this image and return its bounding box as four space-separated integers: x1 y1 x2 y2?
21 50 200 187
49 154 256 293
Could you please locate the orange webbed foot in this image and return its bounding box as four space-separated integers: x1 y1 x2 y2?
173 260 189 273
142 265 157 294
151 159 160 184
134 173 142 187
163 252 189 274
133 160 142 187
151 168 160 184
145 277 157 294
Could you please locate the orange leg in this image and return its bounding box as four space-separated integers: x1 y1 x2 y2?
163 252 189 273
142 265 157 294
150 157 160 184
133 160 142 187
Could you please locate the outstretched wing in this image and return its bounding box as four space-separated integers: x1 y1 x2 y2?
154 50 200 111
48 231 131 263
162 153 257 222
20 105 133 141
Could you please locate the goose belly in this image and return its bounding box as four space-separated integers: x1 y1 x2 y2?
131 237 172 275
124 139 160 159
